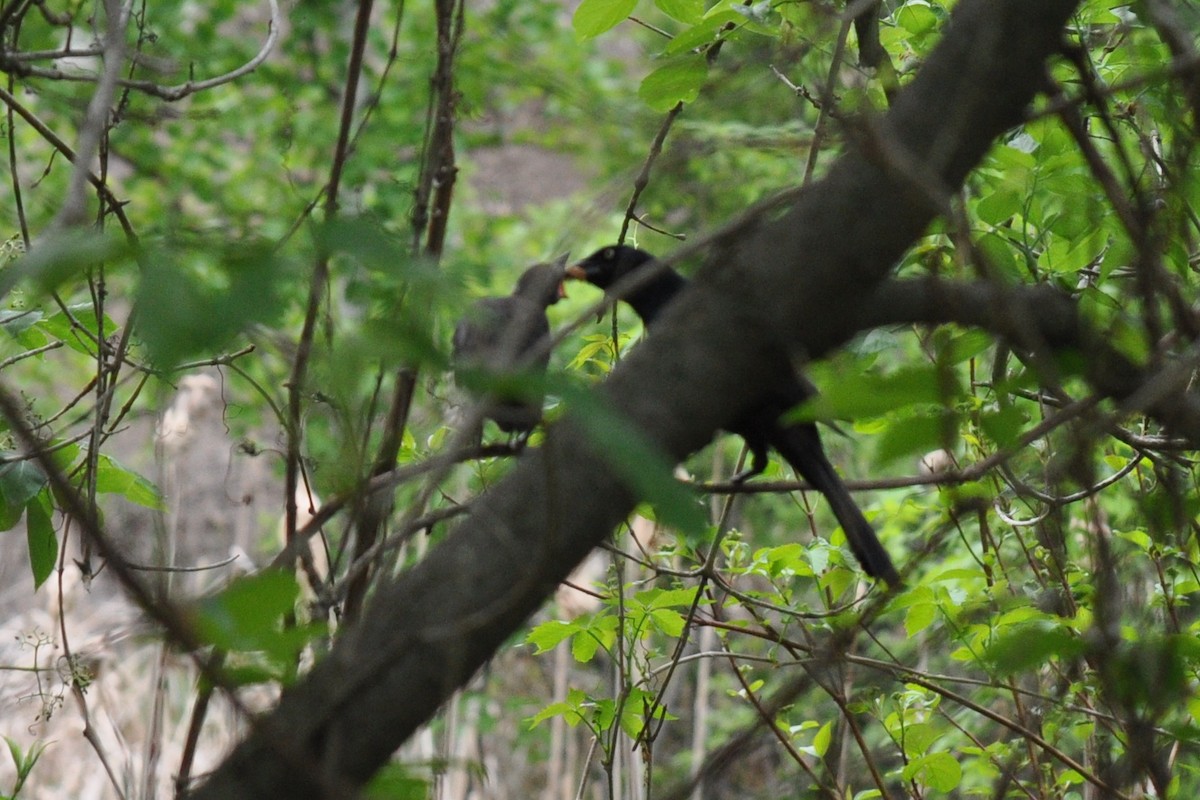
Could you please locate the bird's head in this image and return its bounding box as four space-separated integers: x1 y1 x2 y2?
566 245 655 291
514 254 569 307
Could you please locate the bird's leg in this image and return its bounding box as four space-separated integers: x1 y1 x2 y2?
510 429 532 451
730 444 770 484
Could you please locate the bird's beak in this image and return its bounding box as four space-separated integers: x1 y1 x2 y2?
557 280 568 300
565 264 589 281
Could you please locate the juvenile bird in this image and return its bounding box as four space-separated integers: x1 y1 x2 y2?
453 256 567 444
568 245 900 585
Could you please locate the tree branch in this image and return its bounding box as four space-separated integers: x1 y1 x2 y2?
191 2 1083 796
858 277 1200 441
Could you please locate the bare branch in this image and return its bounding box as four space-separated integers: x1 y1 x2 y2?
0 0 282 102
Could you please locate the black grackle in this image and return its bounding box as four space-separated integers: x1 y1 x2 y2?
568 245 900 585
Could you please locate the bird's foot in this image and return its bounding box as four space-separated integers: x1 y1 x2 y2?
729 465 761 485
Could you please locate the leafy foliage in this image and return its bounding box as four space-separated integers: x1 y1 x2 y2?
2 0 1199 797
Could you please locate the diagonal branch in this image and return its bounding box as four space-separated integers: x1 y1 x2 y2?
191 2 1083 797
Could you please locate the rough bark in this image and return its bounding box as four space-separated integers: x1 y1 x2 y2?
192 2 1082 797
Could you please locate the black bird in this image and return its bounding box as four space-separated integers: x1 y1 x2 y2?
453 256 567 443
568 245 900 586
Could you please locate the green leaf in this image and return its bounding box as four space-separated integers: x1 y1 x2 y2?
571 630 601 662
573 0 636 39
191 570 316 667
0 457 47 531
528 688 593 730
571 614 617 663
974 186 1023 225
811 721 832 757
566 389 706 538
0 308 44 338
655 0 704 23
617 686 664 738
526 619 580 653
26 491 57 590
649 607 685 637
3 735 48 792
876 411 955 466
638 55 708 112
796 364 955 422
896 1 938 36
37 303 120 356
756 542 815 578
975 232 1024 281
135 240 289 368
0 230 126 298
528 700 582 729
979 405 1026 448
634 586 699 609
664 11 742 55
598 698 625 733
94 454 165 510
903 751 962 792
983 621 1085 675
941 330 993 364
364 764 430 800
904 600 937 638
900 721 941 758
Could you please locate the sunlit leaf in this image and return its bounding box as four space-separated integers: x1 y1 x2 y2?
571 614 617 663
903 751 962 792
904 601 937 638
528 700 580 729
656 0 704 24
896 1 938 36
811 721 832 757
634 586 699 608
649 607 685 637
526 619 580 653
573 0 636 39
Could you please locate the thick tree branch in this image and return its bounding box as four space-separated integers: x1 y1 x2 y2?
192 2 1082 797
859 278 1200 441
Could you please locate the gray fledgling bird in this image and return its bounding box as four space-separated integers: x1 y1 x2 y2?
452 255 568 443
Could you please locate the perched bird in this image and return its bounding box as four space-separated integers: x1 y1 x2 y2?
568 245 900 585
453 256 568 443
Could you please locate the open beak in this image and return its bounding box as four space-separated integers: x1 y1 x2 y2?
565 264 589 281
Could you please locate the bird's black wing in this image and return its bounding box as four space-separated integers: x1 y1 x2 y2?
724 368 901 585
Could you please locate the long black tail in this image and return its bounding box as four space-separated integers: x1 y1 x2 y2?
768 421 901 586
